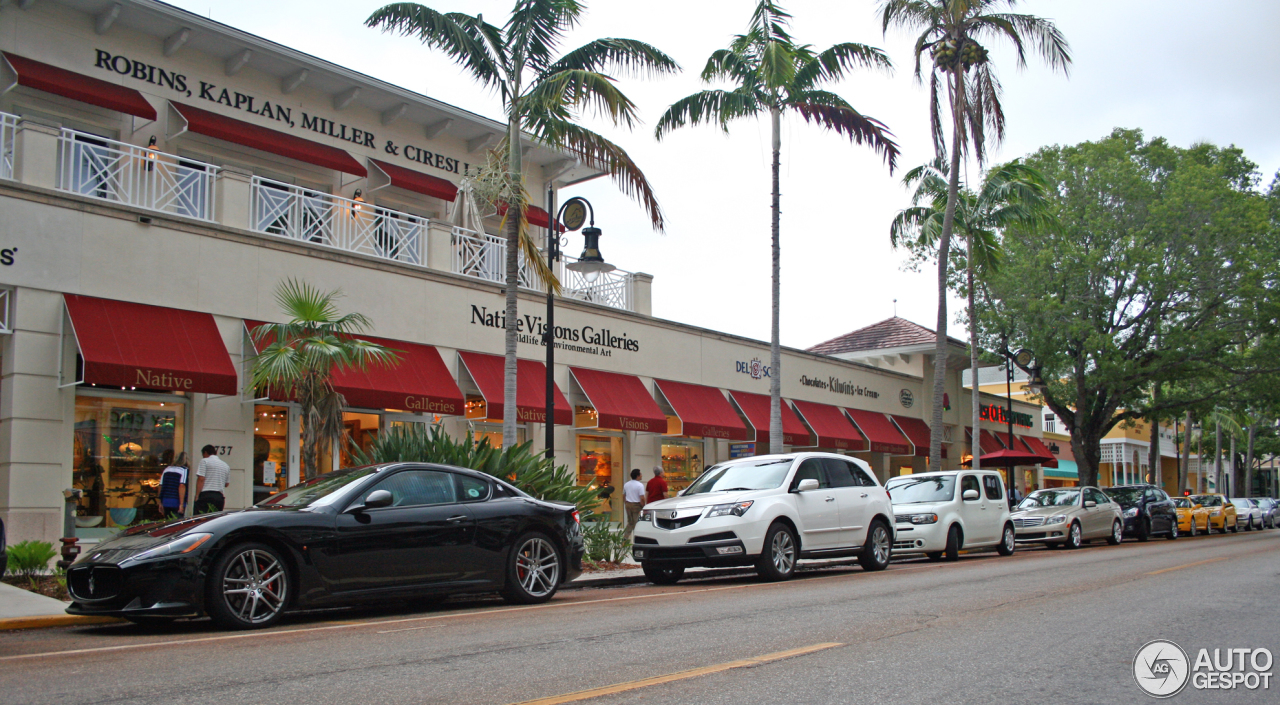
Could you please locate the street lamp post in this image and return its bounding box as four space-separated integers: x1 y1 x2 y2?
542 191 613 460
1005 344 1045 496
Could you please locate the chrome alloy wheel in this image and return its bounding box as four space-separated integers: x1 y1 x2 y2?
515 537 560 598
770 529 797 574
1069 522 1082 547
222 549 287 624
1113 521 1123 543
869 525 890 565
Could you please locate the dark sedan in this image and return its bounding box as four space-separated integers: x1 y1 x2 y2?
66 463 584 629
1105 484 1179 541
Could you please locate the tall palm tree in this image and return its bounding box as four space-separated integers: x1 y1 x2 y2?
657 0 900 453
890 157 1053 469
368 1 678 447
880 0 1070 470
248 279 400 480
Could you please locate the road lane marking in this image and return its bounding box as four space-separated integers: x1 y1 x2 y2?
376 624 444 634
1145 556 1229 575
508 642 844 705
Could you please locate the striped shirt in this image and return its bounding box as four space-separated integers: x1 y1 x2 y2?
159 465 187 507
197 454 230 494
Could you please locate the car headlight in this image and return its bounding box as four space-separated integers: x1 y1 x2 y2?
1123 507 1139 518
907 513 938 524
1210 510 1222 517
121 533 213 564
706 501 753 518
639 510 653 521
1046 515 1067 525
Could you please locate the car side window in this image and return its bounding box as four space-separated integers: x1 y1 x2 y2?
455 474 490 502
822 458 856 488
982 475 1003 501
361 470 456 507
847 461 877 487
961 475 981 500
1088 488 1108 505
790 458 829 490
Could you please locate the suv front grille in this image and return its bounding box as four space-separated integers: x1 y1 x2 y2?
656 516 700 530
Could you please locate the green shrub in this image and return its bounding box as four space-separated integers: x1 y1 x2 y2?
582 519 633 563
7 540 57 584
350 423 601 511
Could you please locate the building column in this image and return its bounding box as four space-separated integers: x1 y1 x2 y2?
215 165 254 230
631 272 653 316
426 221 454 273
14 116 61 189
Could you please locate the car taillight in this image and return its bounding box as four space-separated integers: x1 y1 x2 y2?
571 510 580 526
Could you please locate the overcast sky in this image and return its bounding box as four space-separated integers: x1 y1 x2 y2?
167 0 1280 350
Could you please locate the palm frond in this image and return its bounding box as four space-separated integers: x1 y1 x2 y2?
973 12 1072 74
655 88 765 138
759 40 797 90
788 90 901 172
366 4 505 91
701 48 759 85
523 69 640 129
793 42 892 91
544 38 679 80
505 0 582 74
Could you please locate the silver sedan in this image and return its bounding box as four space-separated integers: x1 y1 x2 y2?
1011 487 1124 549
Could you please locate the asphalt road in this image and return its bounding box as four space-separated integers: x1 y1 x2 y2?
1 530 1277 705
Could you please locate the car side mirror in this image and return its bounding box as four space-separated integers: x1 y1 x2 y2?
962 489 980 501
795 478 819 492
350 489 394 513
1084 500 1097 508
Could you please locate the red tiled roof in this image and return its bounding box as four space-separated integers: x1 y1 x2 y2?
807 317 967 356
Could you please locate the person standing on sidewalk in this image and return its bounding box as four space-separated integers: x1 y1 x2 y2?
195 445 230 515
158 451 188 519
646 467 668 505
623 469 645 534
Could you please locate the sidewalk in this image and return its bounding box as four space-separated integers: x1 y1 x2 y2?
0 581 119 630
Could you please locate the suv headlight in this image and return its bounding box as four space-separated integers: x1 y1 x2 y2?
1046 515 1068 525
706 501 753 518
1123 507 1139 518
121 533 213 564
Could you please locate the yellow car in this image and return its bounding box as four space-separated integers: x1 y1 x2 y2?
1171 497 1211 536
1188 494 1238 533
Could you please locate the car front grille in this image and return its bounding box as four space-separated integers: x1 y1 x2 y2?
656 516 700 530
1018 532 1048 540
1013 517 1046 528
68 565 123 602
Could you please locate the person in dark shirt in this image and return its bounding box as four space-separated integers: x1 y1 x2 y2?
646 467 668 504
158 451 188 518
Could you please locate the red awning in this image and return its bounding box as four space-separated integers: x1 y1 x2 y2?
844 409 912 455
967 428 1005 455
496 202 561 231
888 414 947 458
246 322 462 414
654 380 751 441
368 158 458 202
790 400 866 451
458 351 571 425
169 101 366 176
64 295 236 395
979 448 1047 468
728 391 811 447
2 52 157 121
569 368 667 433
1020 435 1059 468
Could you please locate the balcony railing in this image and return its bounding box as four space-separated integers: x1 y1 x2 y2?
250 176 425 266
0 112 16 180
450 226 634 310
56 129 218 220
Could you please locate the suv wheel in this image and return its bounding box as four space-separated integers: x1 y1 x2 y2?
642 564 684 585
996 523 1016 556
858 520 891 571
943 525 961 562
755 522 798 581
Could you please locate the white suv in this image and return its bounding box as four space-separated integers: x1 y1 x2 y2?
632 453 895 584
884 470 1016 561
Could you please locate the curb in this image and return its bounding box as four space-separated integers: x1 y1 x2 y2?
565 557 864 590
0 614 124 631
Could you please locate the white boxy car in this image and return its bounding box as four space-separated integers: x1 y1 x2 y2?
632 453 896 584
884 470 1016 561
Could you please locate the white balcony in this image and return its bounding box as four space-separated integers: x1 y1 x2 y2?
0 112 15 181
56 128 218 221
250 176 425 266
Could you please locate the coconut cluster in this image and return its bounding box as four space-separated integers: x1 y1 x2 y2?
930 39 989 71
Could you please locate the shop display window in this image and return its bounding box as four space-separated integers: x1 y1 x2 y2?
73 394 185 535
339 411 382 468
577 434 622 515
473 423 526 449
660 440 705 494
253 405 290 493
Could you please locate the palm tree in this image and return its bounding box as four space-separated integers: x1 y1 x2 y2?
657 0 900 453
890 157 1053 468
880 0 1070 470
248 279 400 480
368 1 678 448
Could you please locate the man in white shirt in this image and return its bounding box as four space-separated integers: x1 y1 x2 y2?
195 444 231 515
622 468 646 535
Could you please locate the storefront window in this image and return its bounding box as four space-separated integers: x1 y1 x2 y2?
577 434 622 516
253 405 289 493
660 439 705 494
73 394 185 535
339 411 381 468
473 423 526 449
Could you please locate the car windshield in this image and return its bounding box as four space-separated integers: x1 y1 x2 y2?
1172 497 1192 508
1190 495 1223 507
682 458 793 495
885 476 955 504
1231 499 1253 509
1018 489 1079 509
1105 487 1144 507
258 466 381 508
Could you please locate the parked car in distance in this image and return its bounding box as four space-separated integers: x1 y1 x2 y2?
1189 494 1238 533
1171 497 1211 536
632 453 895 584
1230 498 1264 531
1010 487 1123 548
1105 485 1179 541
885 470 1016 561
66 463 585 629
1254 498 1278 529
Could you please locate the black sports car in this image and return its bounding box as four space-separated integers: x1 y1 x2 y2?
66 463 584 629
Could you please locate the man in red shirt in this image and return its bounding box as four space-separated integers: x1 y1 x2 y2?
646 467 668 504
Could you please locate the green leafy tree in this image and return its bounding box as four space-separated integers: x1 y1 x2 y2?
890 157 1054 468
368 1 678 448
880 0 1070 469
980 129 1280 488
658 0 900 453
249 279 399 481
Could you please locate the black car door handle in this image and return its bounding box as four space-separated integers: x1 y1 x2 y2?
447 515 468 522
